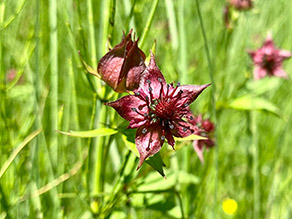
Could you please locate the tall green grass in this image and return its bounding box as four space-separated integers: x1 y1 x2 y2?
1 0 292 218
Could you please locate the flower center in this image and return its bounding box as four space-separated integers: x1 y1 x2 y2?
154 98 174 119
262 54 275 73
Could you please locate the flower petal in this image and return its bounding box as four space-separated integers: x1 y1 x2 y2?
105 95 148 122
175 84 211 107
193 140 205 164
278 50 292 59
171 119 198 138
139 51 167 99
165 131 175 148
253 67 267 80
135 125 164 170
123 39 146 91
263 35 275 51
98 32 130 90
273 68 288 79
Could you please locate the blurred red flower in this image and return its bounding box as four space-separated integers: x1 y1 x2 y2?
228 0 253 11
248 35 292 80
189 115 215 163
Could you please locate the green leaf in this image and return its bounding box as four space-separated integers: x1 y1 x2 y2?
121 132 165 177
178 170 200 184
78 51 100 77
121 133 139 157
174 134 207 141
145 40 156 65
146 153 166 177
57 128 118 138
246 77 282 96
228 95 281 117
146 193 176 211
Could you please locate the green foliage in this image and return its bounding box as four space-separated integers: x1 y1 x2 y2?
1 0 292 218
57 128 118 138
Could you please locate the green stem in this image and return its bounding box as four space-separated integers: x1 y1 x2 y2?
100 0 112 56
125 0 137 31
178 0 188 84
251 109 260 218
30 0 43 215
85 0 99 92
49 0 58 169
94 105 108 194
175 190 185 219
164 0 178 51
195 0 218 217
86 0 97 65
87 94 98 197
139 0 160 49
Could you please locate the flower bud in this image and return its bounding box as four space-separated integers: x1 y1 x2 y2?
98 30 146 93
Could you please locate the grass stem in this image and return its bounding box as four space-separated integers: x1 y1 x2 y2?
251 110 260 218
49 0 58 170
195 0 218 217
139 0 159 49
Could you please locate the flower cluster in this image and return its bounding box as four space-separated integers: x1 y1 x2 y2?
106 53 210 169
86 27 291 170
90 30 212 169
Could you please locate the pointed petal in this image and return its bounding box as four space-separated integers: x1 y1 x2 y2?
128 119 147 129
193 140 204 164
175 84 211 107
105 95 148 122
171 119 198 138
98 44 127 90
98 31 133 89
186 112 201 126
263 35 275 50
165 131 175 147
136 125 164 170
253 67 267 80
247 50 256 60
273 68 289 79
123 39 146 91
139 51 167 99
278 50 292 59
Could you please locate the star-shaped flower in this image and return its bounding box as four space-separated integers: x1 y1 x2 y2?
248 35 292 80
106 52 210 169
189 115 215 164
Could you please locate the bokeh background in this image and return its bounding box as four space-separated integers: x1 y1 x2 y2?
1 0 292 218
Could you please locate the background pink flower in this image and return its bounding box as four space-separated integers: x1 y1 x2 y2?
248 35 292 80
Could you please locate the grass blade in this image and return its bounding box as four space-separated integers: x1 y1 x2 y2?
49 0 59 168
0 129 42 179
195 0 218 217
139 0 160 49
57 128 118 138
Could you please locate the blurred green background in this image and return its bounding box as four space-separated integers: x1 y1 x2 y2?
1 0 292 218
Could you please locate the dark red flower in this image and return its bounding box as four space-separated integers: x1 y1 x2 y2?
189 115 215 164
248 35 292 80
106 52 210 169
228 0 253 11
98 30 146 92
